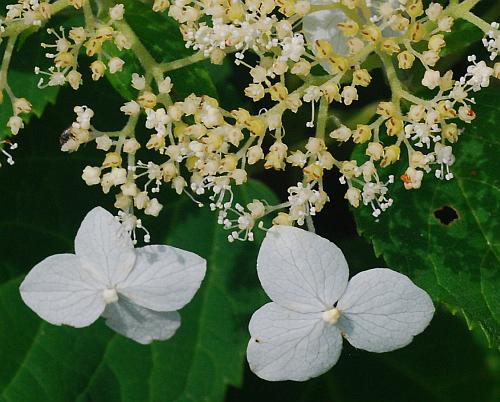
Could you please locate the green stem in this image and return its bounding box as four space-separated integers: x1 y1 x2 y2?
113 20 159 72
159 51 209 72
0 35 17 88
377 52 403 104
461 11 496 34
82 0 97 30
315 97 328 140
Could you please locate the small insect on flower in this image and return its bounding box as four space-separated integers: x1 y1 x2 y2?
20 207 206 344
59 126 75 146
247 226 434 381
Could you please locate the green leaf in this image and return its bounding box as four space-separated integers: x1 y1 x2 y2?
0 107 278 401
352 85 500 347
105 0 217 100
441 19 483 57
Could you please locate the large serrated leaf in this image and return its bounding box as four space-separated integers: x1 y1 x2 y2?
352 84 500 347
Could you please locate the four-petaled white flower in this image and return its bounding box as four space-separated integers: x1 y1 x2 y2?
247 226 434 381
20 207 206 344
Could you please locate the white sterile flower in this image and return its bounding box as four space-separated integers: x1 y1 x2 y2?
247 226 434 381
19 207 206 344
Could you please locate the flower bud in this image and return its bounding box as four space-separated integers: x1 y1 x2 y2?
366 142 383 160
337 20 358 37
272 212 292 226
82 166 101 185
425 3 442 21
360 25 381 43
442 123 459 142
109 4 125 20
303 164 324 182
115 193 132 210
397 51 415 69
381 145 400 167
102 152 122 168
385 117 404 136
153 0 169 12
407 0 423 18
123 138 141 153
329 125 352 142
14 98 32 114
341 86 358 105
248 200 266 219
408 104 426 121
352 69 371 87
305 137 326 154
315 40 333 59
458 105 475 123
345 187 361 208
381 39 400 54
438 16 454 32
90 60 106 81
67 70 82 90
108 57 125 74
422 70 440 90
408 21 424 42
247 145 264 164
138 92 157 109
352 124 372 143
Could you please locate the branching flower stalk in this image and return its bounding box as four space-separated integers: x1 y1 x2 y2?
0 0 498 242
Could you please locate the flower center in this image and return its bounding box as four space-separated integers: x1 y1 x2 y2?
322 307 341 325
102 288 119 304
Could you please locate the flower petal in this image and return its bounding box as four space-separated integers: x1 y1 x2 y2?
337 268 435 352
20 254 105 328
103 298 180 344
74 207 136 286
257 226 349 313
117 245 206 311
247 302 342 381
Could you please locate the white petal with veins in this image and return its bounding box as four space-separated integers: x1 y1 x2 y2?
337 268 435 352
103 298 181 344
247 302 342 381
257 226 349 313
20 254 105 328
75 207 136 286
118 245 206 311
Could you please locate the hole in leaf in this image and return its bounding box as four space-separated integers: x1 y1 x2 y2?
434 206 459 225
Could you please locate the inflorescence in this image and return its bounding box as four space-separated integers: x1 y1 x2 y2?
0 0 498 241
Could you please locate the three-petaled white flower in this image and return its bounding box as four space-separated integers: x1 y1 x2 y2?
20 207 206 344
247 226 434 381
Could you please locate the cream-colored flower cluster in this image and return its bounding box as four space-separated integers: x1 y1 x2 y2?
0 0 499 239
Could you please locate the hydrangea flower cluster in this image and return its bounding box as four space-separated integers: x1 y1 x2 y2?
0 0 499 239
